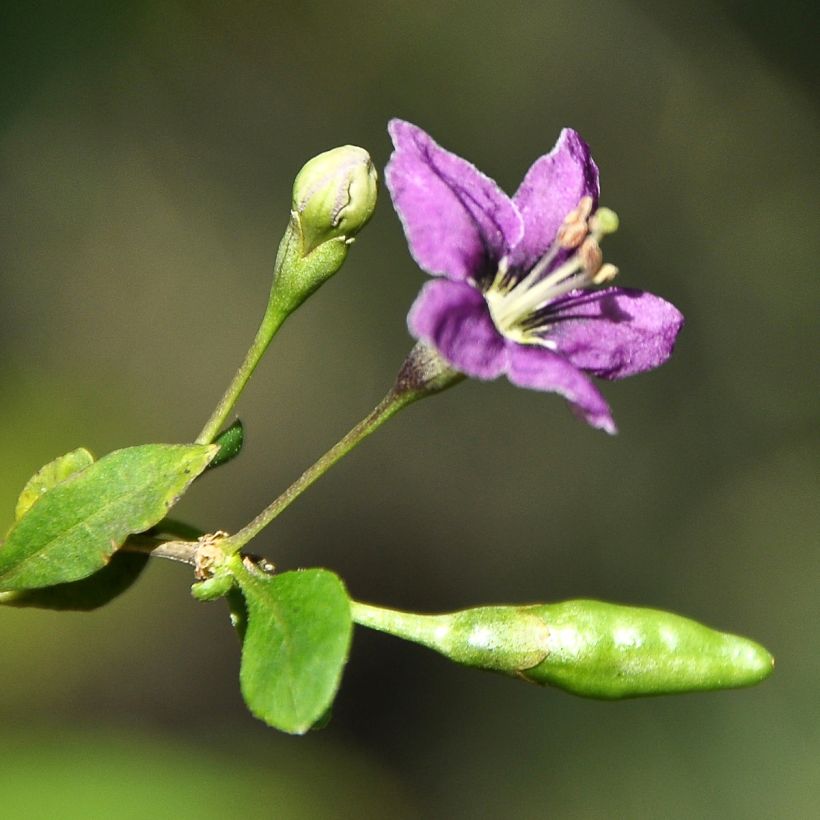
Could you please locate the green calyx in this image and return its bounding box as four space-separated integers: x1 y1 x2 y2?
268 216 351 316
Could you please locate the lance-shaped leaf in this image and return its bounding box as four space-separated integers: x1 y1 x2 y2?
14 447 95 521
0 443 216 592
236 567 352 735
0 551 150 611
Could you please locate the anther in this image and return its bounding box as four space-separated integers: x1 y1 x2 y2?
556 195 595 249
579 237 603 275
568 196 594 223
593 263 619 285
557 220 589 249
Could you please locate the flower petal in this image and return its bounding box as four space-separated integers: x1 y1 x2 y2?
545 287 685 380
507 344 616 434
408 279 507 379
386 119 523 282
510 128 600 271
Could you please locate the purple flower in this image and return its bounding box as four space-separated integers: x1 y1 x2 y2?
385 119 684 433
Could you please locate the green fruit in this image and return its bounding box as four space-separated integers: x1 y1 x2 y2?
522 600 773 698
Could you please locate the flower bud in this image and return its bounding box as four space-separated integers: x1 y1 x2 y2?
292 145 378 254
521 600 773 698
266 146 378 318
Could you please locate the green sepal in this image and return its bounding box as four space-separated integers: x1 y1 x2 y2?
0 551 149 611
270 216 350 316
191 571 235 602
233 564 352 735
0 443 217 592
522 599 774 698
207 420 244 470
14 447 95 521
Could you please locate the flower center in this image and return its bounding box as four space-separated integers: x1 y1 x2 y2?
483 197 619 347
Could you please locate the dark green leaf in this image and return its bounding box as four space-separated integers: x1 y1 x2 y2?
14 448 94 521
0 443 217 592
207 420 244 469
236 567 352 735
0 551 149 611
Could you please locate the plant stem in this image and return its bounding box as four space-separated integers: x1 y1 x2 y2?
350 600 447 650
222 386 419 553
196 305 288 444
121 536 199 566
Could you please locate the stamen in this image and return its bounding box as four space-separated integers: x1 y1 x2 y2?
579 237 602 276
484 200 621 340
490 253 584 327
593 263 619 285
556 195 594 249
566 195 594 224
556 220 588 250
485 256 508 293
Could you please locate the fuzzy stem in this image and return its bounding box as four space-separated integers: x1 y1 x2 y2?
221 341 463 554
120 536 199 566
350 600 448 650
196 303 288 445
221 387 417 554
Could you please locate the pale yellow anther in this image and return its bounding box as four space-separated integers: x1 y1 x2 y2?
592 263 619 285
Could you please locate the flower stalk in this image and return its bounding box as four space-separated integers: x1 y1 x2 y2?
196 299 290 445
222 343 462 554
196 145 378 445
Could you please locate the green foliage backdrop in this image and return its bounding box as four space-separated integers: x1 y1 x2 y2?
1 1 817 816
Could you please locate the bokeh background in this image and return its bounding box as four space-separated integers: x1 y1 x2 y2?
1 1 817 817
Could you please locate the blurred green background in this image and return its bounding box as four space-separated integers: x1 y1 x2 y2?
1 1 817 817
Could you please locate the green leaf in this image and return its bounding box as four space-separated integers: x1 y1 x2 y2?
207 419 244 470
0 443 217 592
14 448 95 521
236 567 352 735
0 551 149 611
